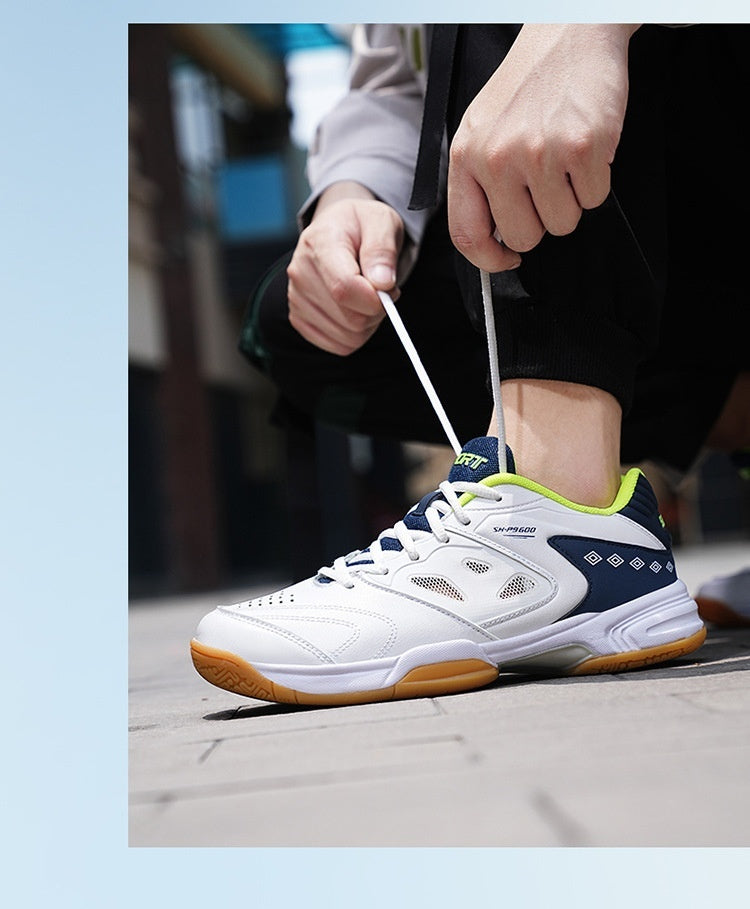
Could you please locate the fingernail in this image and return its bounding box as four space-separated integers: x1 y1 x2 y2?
368 264 396 286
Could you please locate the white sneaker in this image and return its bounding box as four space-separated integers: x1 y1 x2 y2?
191 437 706 705
695 567 750 627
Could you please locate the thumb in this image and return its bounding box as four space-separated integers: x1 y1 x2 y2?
358 210 402 290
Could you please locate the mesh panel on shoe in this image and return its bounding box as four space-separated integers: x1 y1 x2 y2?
464 558 491 574
411 575 465 601
497 573 537 599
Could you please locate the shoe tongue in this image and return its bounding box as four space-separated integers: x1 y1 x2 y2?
398 438 514 536
447 437 515 483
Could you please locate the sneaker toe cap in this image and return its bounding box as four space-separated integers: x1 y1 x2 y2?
193 606 333 666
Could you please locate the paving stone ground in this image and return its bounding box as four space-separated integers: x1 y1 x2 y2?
129 541 749 847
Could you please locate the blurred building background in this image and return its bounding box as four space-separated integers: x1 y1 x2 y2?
128 23 749 600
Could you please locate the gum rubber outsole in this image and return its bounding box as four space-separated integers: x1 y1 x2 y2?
565 626 706 675
190 639 499 706
695 596 750 628
191 625 707 706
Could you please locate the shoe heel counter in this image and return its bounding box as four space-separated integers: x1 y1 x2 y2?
619 472 673 551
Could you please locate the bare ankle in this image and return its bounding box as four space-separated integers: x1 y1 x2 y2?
491 379 622 507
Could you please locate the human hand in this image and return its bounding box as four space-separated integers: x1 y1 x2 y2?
287 182 404 355
448 24 639 271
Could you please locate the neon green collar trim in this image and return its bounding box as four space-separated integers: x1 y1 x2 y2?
458 467 644 515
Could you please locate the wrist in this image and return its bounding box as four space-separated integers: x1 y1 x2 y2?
314 181 376 216
581 22 642 48
520 22 641 49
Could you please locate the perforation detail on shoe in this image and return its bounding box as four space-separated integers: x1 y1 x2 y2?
464 558 491 574
248 590 296 609
411 575 465 601
497 573 537 600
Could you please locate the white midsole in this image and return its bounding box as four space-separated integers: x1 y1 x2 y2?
484 580 701 666
250 580 702 695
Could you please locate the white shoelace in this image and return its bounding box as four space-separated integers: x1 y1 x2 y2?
318 479 503 588
319 273 508 587
378 266 506 471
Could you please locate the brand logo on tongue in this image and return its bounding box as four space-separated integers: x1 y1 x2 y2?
454 452 489 470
